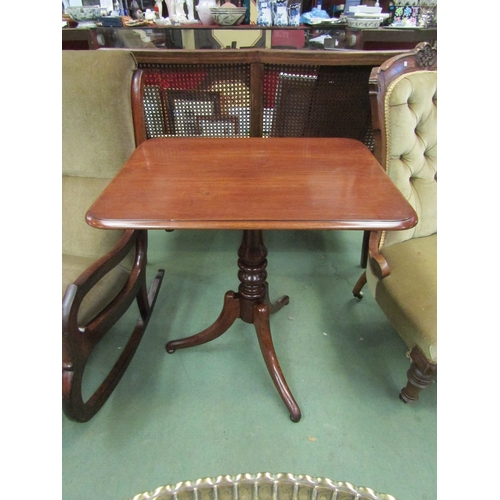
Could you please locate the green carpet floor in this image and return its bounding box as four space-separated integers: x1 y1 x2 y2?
62 228 437 500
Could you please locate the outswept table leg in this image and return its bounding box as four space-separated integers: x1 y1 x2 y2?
166 291 240 353
166 229 301 422
253 303 301 422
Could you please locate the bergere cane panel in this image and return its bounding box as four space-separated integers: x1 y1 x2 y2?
263 63 374 149
305 65 374 148
138 60 375 147
263 64 318 138
138 63 252 138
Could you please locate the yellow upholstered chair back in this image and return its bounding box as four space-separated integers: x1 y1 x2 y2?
376 43 437 248
62 49 137 261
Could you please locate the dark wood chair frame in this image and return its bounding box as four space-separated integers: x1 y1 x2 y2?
62 229 164 422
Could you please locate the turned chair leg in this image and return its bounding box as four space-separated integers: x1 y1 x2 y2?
352 271 367 299
400 346 437 403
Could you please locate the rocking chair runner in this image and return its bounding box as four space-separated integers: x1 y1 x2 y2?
62 50 164 422
352 42 437 403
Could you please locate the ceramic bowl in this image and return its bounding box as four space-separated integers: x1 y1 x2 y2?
209 7 247 25
346 16 382 28
196 1 217 25
65 5 108 21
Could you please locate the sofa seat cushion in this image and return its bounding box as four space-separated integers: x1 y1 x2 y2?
368 233 437 362
62 254 130 327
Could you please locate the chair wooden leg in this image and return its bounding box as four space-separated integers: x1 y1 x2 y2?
360 230 369 268
399 346 437 404
352 271 367 299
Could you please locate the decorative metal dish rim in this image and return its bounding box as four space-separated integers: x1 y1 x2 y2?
128 472 397 500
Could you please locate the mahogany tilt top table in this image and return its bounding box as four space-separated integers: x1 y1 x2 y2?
86 137 417 422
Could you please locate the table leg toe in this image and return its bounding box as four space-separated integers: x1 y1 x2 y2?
264 283 290 315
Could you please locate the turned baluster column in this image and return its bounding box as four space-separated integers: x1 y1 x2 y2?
237 230 268 323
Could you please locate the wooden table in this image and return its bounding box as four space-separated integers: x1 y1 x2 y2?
86 137 417 422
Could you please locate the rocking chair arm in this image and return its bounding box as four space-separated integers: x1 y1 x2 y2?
62 229 148 351
72 229 138 293
367 231 391 280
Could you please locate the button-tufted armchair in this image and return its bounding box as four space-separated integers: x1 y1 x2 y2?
352 42 437 403
62 50 164 422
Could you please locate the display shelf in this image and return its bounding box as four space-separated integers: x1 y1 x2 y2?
62 25 437 50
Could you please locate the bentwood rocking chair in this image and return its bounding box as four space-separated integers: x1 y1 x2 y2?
352 42 437 403
62 50 164 422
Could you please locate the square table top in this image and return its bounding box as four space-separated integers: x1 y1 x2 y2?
86 137 417 232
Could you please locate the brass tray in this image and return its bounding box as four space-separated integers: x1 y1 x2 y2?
129 472 396 500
